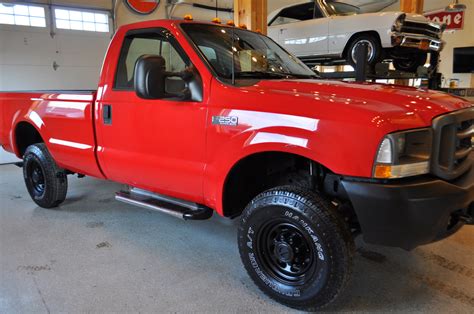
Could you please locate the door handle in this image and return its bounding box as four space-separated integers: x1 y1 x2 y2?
103 104 112 125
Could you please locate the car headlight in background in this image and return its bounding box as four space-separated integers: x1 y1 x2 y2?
373 128 432 179
392 14 406 32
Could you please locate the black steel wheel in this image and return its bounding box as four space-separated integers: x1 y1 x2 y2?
257 220 319 286
238 186 354 311
23 143 68 208
26 159 46 197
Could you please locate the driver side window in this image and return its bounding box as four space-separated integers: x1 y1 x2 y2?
114 32 187 90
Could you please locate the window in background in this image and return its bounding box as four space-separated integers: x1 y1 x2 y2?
0 3 46 27
54 8 109 32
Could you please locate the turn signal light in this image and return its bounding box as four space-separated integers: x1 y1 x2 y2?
374 165 392 179
184 14 193 21
374 162 430 179
212 17 221 24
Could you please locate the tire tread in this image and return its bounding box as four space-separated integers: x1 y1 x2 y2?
238 186 354 311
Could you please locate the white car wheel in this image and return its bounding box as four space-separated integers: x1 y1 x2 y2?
346 35 381 68
351 40 375 64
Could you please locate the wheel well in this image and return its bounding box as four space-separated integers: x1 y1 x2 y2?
222 152 321 218
15 122 44 157
342 31 382 57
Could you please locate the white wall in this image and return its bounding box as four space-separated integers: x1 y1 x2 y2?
429 0 473 88
115 0 233 27
115 0 167 27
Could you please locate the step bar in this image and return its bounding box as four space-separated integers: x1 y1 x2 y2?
115 188 213 220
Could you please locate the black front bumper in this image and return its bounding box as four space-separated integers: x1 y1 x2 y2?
342 155 474 250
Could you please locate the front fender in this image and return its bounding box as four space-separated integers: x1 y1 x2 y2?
202 126 329 215
329 12 404 49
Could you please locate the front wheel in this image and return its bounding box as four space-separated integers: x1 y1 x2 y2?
238 186 354 311
23 143 68 208
346 35 382 68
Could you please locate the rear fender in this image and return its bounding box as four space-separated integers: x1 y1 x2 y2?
10 109 50 158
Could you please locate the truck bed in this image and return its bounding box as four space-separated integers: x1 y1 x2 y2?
0 90 104 178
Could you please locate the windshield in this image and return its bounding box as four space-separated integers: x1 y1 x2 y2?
180 23 317 82
326 1 360 15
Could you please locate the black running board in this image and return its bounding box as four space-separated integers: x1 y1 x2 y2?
115 188 213 220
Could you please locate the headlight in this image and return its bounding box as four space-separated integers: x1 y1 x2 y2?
373 128 432 179
392 14 406 32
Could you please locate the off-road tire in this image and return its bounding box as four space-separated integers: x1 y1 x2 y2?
23 143 68 208
238 186 354 311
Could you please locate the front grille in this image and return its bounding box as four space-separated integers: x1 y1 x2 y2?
401 21 441 38
432 108 474 180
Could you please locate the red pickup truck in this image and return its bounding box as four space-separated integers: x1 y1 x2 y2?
1 19 473 310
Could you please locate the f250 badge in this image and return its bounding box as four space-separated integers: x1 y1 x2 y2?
212 116 238 126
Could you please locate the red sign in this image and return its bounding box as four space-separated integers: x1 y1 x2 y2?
125 0 160 15
424 10 464 30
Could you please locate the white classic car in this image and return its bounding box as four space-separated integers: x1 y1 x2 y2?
268 0 445 72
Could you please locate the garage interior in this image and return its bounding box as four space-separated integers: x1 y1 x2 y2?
1 0 473 312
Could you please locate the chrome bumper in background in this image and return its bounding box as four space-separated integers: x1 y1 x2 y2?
391 32 444 52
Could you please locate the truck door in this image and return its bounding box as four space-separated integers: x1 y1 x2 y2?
95 28 206 203
267 2 329 57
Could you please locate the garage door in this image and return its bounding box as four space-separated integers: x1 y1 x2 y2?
0 2 112 163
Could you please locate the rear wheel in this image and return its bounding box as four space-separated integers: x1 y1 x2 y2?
23 143 68 208
393 52 428 73
238 186 354 311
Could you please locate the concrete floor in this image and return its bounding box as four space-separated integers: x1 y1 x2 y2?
1 164 473 313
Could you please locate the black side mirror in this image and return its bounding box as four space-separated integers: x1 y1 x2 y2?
134 55 167 99
134 54 195 100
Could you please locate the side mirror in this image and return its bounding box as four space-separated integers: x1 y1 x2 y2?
134 55 167 99
134 54 194 100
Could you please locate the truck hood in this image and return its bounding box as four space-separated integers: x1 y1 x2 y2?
247 79 472 130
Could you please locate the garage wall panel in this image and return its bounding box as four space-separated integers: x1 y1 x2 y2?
0 3 112 91
0 1 112 164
